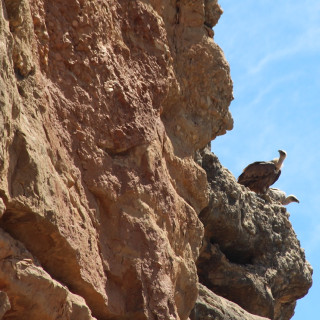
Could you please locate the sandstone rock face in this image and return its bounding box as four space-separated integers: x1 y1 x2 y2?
0 229 96 320
195 147 312 320
0 0 311 319
190 284 269 320
0 291 10 318
0 0 231 319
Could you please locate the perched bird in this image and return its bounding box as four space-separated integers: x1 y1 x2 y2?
238 150 287 194
268 188 299 205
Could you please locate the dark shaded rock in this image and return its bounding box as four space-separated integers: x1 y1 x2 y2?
190 283 269 320
194 146 312 320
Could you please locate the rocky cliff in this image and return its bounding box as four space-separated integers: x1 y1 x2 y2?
0 0 312 319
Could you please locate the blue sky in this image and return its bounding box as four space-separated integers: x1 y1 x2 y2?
212 1 320 319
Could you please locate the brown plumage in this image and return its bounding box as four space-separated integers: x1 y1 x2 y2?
237 150 287 194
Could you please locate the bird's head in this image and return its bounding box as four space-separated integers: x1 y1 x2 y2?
285 195 300 205
278 150 287 158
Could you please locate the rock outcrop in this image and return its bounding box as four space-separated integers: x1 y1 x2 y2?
190 284 269 320
194 147 312 320
0 0 311 319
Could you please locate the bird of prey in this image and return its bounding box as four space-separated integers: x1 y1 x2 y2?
268 188 299 205
237 150 287 194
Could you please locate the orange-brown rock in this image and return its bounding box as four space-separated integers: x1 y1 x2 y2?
190 284 270 320
0 0 231 319
0 229 95 319
0 0 311 319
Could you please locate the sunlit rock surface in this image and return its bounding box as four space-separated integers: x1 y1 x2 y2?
0 0 311 319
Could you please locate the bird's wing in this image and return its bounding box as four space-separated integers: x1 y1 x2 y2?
269 168 281 185
238 161 276 183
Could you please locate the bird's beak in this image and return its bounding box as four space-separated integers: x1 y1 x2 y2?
290 196 300 203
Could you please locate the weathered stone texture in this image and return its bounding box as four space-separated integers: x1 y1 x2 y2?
0 0 311 319
190 283 269 320
0 291 10 318
0 229 95 320
0 0 231 319
195 146 312 320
